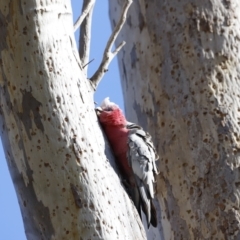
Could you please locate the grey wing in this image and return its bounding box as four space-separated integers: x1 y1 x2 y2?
127 122 159 183
127 126 158 197
127 123 159 226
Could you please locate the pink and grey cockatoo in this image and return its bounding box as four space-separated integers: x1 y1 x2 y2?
96 97 159 228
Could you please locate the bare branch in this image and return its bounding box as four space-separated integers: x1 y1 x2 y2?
79 0 95 75
74 0 95 32
90 0 132 88
83 58 94 68
113 42 126 55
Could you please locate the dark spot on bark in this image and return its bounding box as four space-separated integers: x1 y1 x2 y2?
89 201 95 210
216 72 223 82
121 56 128 89
0 12 8 51
138 12 145 32
65 153 71 158
56 96 61 103
218 203 226 211
127 15 132 27
70 184 82 208
18 89 44 139
199 18 212 33
130 44 137 68
72 143 82 164
23 26 28 35
164 198 170 220
222 0 231 9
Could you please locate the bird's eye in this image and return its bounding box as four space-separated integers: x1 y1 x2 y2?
105 107 113 111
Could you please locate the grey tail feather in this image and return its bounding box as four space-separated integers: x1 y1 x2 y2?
141 197 151 228
138 184 151 227
132 186 142 220
133 177 158 228
150 199 157 228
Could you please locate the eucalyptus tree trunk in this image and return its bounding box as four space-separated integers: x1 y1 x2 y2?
109 0 240 239
0 1 145 239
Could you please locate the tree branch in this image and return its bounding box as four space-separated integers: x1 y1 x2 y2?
90 0 132 89
79 0 95 75
74 0 95 32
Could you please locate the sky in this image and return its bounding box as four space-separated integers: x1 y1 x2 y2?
0 1 124 239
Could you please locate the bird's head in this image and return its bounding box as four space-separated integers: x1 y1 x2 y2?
96 97 126 126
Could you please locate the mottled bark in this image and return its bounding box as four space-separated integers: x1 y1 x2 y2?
109 0 240 239
0 1 145 239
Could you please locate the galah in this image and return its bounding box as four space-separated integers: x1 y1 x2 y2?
96 97 159 227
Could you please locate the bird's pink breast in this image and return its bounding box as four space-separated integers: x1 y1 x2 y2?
99 108 132 177
104 125 132 177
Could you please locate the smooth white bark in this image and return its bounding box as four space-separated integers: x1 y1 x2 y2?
109 0 240 239
0 1 146 239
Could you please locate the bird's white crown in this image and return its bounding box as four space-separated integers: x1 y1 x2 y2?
100 97 118 109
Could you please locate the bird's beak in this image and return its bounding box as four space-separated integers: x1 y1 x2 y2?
95 107 103 116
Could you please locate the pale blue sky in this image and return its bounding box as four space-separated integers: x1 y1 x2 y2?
0 1 124 239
